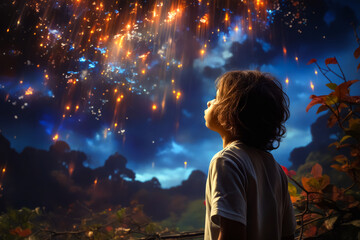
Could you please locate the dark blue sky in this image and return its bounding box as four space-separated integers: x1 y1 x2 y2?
0 0 359 187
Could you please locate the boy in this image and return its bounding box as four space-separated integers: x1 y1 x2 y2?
204 70 296 240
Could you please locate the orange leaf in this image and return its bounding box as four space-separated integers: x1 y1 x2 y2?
304 225 317 237
357 63 360 71
325 57 338 65
306 95 326 112
318 175 330 190
334 80 359 100
354 47 360 59
334 155 347 164
307 58 317 65
328 113 338 128
311 163 323 177
316 105 328 114
302 176 313 192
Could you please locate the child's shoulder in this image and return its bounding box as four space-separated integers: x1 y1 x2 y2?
210 141 251 167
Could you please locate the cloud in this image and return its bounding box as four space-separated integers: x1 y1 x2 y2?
136 166 194 188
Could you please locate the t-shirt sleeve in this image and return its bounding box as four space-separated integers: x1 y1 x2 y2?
282 179 297 237
210 155 247 226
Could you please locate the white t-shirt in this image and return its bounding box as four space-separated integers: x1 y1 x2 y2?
205 141 296 240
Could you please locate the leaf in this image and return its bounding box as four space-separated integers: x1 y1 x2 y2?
307 58 317 65
116 208 126 222
334 155 348 164
288 182 297 196
342 95 360 104
324 216 338 230
302 177 314 192
354 47 360 59
325 57 338 65
145 222 161 234
281 165 296 177
325 94 338 105
326 83 338 90
346 220 360 227
306 95 326 112
320 175 330 190
357 63 360 71
330 164 342 172
339 135 352 144
334 80 359 100
328 113 338 128
304 225 317 237
311 163 323 178
329 141 340 148
316 105 328 114
345 118 360 141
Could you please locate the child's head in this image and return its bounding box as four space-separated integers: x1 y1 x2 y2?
204 70 290 151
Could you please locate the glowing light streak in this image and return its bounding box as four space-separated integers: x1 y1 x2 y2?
184 161 187 168
285 77 289 85
53 134 59 141
69 162 75 176
200 14 208 24
283 46 287 56
25 87 34 95
310 81 314 91
152 104 157 110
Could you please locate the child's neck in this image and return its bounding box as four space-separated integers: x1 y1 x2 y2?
221 133 236 148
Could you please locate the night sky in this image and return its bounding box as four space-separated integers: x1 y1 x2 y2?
0 0 359 188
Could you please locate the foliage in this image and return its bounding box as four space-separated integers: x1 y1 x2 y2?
0 207 40 240
283 28 360 240
0 204 168 240
0 200 206 240
159 199 205 232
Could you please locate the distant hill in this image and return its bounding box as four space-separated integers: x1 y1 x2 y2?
0 133 206 221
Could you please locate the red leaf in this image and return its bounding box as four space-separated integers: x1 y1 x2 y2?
19 228 32 237
307 58 317 65
311 163 323 178
328 113 338 128
304 226 317 237
342 96 360 104
325 57 338 65
106 226 113 232
306 95 326 112
281 165 296 177
354 47 360 59
316 105 328 114
357 63 360 71
9 227 31 237
334 80 359 100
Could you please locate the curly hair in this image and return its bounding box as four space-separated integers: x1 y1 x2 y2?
214 70 290 151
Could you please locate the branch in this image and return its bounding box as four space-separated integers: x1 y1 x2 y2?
138 231 204 240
